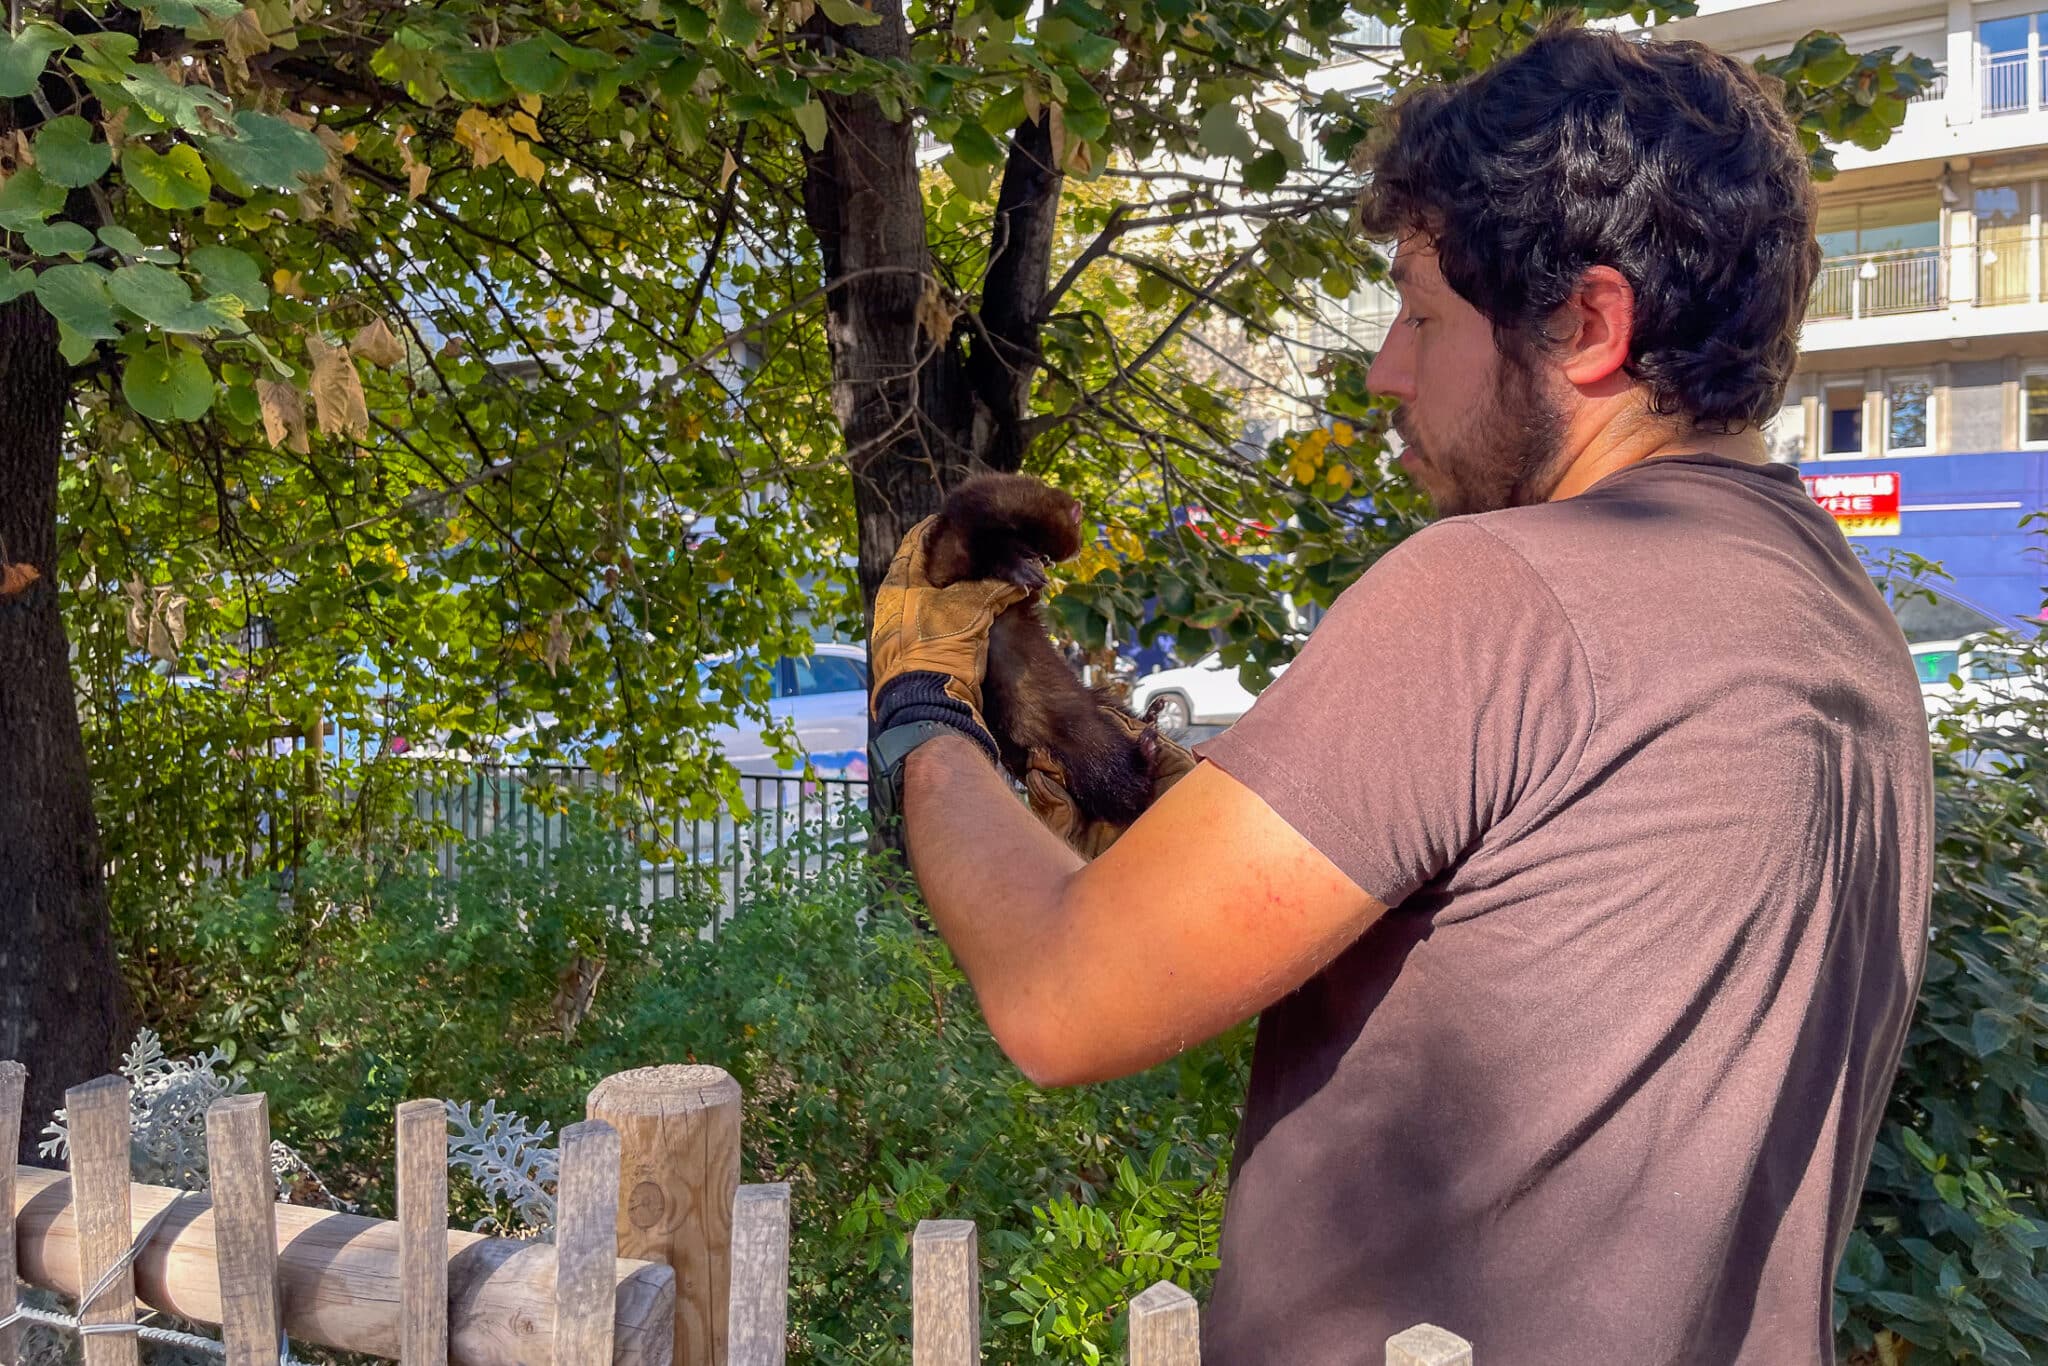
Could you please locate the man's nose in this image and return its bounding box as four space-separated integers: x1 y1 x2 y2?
1366 328 1414 404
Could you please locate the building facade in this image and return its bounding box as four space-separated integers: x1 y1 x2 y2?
1653 0 2048 630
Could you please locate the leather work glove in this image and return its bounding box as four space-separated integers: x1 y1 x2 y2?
868 516 1029 763
1023 709 1198 858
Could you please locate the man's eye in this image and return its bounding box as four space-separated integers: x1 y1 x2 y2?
1404 315 1427 330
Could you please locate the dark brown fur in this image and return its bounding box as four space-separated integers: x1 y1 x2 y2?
923 474 1159 827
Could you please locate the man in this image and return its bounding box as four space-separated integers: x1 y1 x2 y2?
864 23 1932 1365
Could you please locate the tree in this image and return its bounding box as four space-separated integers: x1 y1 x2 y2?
0 0 1928 1149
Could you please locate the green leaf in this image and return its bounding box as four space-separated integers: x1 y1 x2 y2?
190 245 267 308
143 0 242 27
122 345 216 421
815 0 882 26
118 64 232 130
498 37 568 96
98 224 149 257
202 112 327 191
0 21 69 99
33 263 120 340
941 153 992 201
0 166 68 231
948 119 1005 167
1136 270 1173 309
444 48 513 103
1187 600 1242 629
33 115 113 188
24 221 95 256
0 265 34 305
1068 32 1119 71
792 100 827 153
717 0 763 47
123 144 211 209
1970 1008 2016 1057
108 262 219 333
1243 150 1287 192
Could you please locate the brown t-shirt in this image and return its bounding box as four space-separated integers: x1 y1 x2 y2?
1193 454 1932 1365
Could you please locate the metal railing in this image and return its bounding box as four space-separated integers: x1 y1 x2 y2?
1809 247 1945 321
1910 63 1949 104
1807 238 2048 321
1981 51 2040 116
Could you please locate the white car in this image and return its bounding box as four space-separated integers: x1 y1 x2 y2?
1128 651 1291 733
1912 635 2047 731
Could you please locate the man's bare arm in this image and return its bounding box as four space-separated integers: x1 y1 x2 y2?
902 732 1387 1087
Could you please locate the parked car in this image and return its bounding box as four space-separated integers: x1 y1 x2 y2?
1127 650 1293 733
1912 634 2047 730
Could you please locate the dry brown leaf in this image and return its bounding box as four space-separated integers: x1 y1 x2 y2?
914 274 959 342
125 579 148 647
257 378 308 452
0 563 40 601
306 331 370 442
351 318 406 368
396 124 430 200
1022 85 1042 124
5 129 34 169
102 108 129 156
719 147 737 189
163 594 188 650
221 9 271 77
543 612 572 676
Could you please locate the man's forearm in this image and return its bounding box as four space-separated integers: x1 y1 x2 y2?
901 732 1087 1081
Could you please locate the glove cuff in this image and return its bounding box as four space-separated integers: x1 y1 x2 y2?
873 671 1000 768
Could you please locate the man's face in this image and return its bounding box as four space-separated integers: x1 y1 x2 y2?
1367 238 1567 517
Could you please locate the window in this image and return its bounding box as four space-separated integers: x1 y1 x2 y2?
1885 372 1934 453
1824 379 1866 456
1979 13 2045 115
1975 182 2039 305
1812 192 1943 318
2026 370 2048 445
788 655 866 696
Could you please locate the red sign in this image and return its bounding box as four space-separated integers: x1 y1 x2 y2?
1801 470 1901 537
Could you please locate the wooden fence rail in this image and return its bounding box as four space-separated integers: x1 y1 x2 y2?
2 1058 1473 1366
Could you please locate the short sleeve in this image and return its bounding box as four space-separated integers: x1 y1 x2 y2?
1192 520 1595 907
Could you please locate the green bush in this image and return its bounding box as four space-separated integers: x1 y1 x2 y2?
164 817 1246 1363
1836 618 2048 1366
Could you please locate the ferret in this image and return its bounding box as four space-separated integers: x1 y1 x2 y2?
922 474 1161 829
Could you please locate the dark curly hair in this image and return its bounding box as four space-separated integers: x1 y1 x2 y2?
1357 21 1819 432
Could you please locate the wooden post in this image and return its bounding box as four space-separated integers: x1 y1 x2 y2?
1386 1325 1473 1366
911 1220 977 1366
0 1061 24 1366
1127 1282 1199 1366
725 1185 788 1366
205 1095 283 1366
587 1065 742 1366
7 1165 676 1366
396 1099 450 1366
554 1121 622 1366
67 1075 139 1366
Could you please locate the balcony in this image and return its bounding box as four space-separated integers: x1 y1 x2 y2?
1802 237 2048 352
1982 51 2048 117
1911 63 1949 106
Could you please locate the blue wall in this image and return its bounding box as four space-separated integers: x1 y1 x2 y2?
1794 449 2048 626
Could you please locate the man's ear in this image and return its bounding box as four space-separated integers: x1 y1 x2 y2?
1552 265 1635 389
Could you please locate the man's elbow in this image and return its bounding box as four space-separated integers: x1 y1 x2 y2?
983 994 1138 1090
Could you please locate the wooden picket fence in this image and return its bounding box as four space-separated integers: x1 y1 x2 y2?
0 1060 1475 1366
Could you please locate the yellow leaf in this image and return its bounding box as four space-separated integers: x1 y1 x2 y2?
305 331 370 442
396 124 429 199
518 93 541 117
455 107 503 168
350 318 406 368
272 269 305 298
1327 464 1354 494
502 137 545 183
1332 421 1355 446
508 110 541 140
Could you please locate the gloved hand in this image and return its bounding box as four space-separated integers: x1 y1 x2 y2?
1023 709 1198 858
869 515 1028 761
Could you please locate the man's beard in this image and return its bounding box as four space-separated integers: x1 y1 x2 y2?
1393 347 1567 517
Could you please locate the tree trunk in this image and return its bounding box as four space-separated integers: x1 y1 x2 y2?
0 295 130 1161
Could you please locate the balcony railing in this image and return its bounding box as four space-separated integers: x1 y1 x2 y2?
1807 239 2048 322
1981 51 2043 116
1809 247 1945 320
1910 63 1949 105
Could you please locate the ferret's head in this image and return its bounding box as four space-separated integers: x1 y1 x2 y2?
941 474 1085 565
